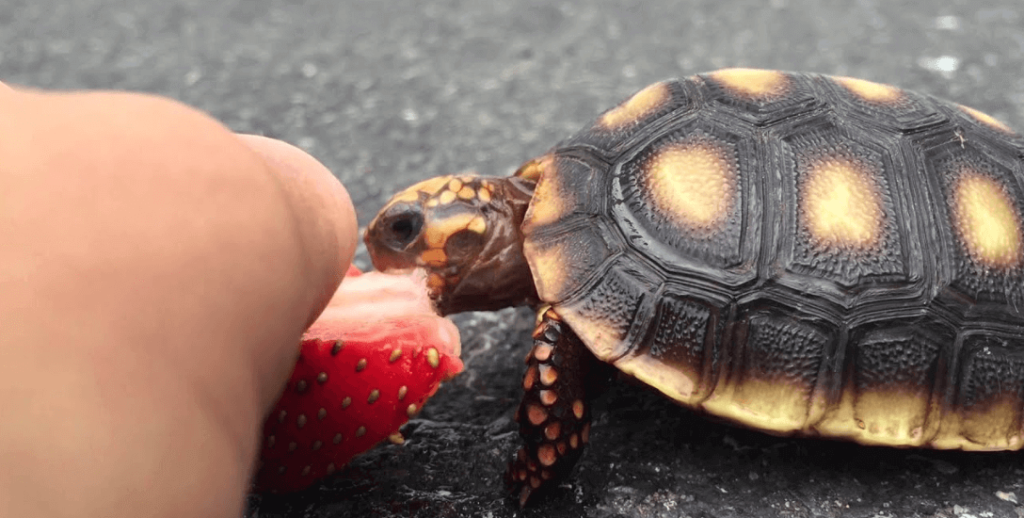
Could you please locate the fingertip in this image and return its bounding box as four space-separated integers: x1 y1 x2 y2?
236 135 358 325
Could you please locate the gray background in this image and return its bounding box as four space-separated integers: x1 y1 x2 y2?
4 1 1024 517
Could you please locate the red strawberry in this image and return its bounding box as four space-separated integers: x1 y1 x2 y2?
254 266 463 493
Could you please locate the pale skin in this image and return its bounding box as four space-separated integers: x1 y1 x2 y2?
0 82 358 517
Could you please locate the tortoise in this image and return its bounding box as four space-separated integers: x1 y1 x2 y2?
363 68 1024 506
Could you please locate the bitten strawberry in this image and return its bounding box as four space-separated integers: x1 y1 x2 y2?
253 266 463 493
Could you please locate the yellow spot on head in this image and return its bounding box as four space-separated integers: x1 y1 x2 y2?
801 154 884 250
386 175 455 209
954 172 1022 267
709 68 789 98
448 178 463 192
961 105 1014 133
457 186 476 200
644 140 736 231
467 216 487 234
410 176 455 196
391 189 422 204
599 82 671 129
424 212 484 248
426 272 446 292
835 76 902 103
479 188 492 203
439 190 457 205
420 248 447 266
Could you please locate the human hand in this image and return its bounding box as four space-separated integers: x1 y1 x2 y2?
0 83 357 518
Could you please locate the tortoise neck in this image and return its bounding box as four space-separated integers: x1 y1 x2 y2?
438 176 538 315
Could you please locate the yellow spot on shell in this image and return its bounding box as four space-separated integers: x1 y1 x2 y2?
558 305 627 360
954 172 1022 267
426 347 440 369
524 240 568 303
439 190 457 205
614 352 701 405
702 378 811 433
458 186 476 199
961 105 1013 133
834 76 902 103
644 140 736 231
523 166 564 228
515 155 554 182
801 154 884 250
599 81 671 129
709 68 789 98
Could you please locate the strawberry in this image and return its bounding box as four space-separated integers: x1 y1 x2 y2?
253 266 463 493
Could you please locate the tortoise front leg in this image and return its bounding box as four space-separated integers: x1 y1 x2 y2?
506 307 603 507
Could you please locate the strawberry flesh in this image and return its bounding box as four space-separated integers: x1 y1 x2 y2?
254 267 462 493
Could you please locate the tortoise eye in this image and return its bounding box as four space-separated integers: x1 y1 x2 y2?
382 206 423 250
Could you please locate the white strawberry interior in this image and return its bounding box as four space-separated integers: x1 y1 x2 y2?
304 269 462 358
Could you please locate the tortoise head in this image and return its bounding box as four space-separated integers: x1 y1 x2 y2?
365 173 539 315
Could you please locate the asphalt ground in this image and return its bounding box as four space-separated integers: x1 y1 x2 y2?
4 0 1024 516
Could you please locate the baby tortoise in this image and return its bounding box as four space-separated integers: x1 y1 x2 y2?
364 68 1024 506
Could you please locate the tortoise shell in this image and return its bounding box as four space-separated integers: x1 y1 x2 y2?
517 68 1024 450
